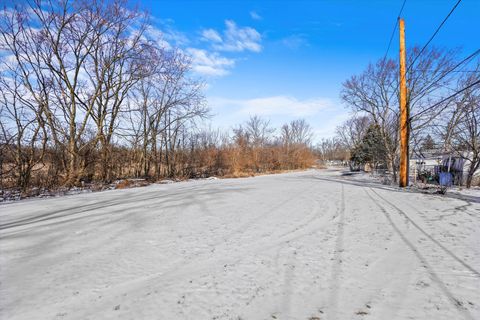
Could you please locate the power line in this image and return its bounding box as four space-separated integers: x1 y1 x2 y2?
381 0 407 65
412 78 480 120
379 0 407 99
413 70 479 73
387 0 464 103
413 48 480 98
386 42 475 105
407 0 462 72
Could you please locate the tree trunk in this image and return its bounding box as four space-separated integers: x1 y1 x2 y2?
67 137 78 186
101 141 110 183
465 156 479 188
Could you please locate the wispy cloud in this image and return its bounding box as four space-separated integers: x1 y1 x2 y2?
163 28 189 46
210 95 332 117
201 20 262 53
250 11 262 20
143 19 189 50
186 48 235 77
144 25 171 49
281 34 309 50
154 19 189 46
201 29 222 43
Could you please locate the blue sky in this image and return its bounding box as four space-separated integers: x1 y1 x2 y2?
143 0 479 141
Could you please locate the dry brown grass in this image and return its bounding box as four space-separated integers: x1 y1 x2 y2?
1 143 317 192
222 171 256 179
115 179 132 189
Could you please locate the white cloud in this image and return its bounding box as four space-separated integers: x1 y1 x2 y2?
313 112 351 139
143 25 233 77
201 29 222 43
146 18 189 48
186 48 235 77
142 18 262 80
201 20 262 53
208 95 344 142
144 25 171 49
163 28 189 46
250 11 262 20
210 95 332 117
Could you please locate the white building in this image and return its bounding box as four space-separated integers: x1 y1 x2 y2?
410 149 479 186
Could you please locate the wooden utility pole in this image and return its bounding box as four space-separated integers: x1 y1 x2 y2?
399 18 409 187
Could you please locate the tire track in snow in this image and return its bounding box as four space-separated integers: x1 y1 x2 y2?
327 182 345 320
0 185 206 231
214 180 319 247
77 182 338 305
366 188 476 320
275 194 331 239
145 175 333 283
385 192 480 263
0 183 244 238
370 188 480 277
151 181 328 286
360 187 418 319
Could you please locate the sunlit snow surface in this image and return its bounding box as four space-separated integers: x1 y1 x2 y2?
1 169 479 319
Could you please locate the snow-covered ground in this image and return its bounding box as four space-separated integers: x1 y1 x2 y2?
1 168 479 320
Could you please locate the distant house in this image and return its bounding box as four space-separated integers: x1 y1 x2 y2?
410 149 443 171
410 149 479 186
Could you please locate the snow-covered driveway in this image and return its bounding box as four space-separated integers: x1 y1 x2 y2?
1 169 479 319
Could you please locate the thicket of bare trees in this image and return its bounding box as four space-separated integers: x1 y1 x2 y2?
0 1 316 194
337 47 480 187
432 68 480 188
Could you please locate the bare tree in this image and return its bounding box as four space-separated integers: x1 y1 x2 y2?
0 68 47 190
288 119 313 145
335 115 371 150
85 2 149 182
341 47 459 181
0 0 316 193
0 7 52 190
245 115 274 147
317 138 349 163
244 115 274 172
447 70 480 188
126 47 208 179
341 58 399 179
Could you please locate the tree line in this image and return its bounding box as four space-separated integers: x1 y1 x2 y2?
0 0 316 193
319 47 479 188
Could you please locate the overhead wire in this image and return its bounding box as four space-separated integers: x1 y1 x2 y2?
412 78 480 120
387 0 464 103
381 0 407 67
412 48 480 98
406 0 462 73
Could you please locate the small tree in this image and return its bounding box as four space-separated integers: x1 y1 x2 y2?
350 124 388 171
